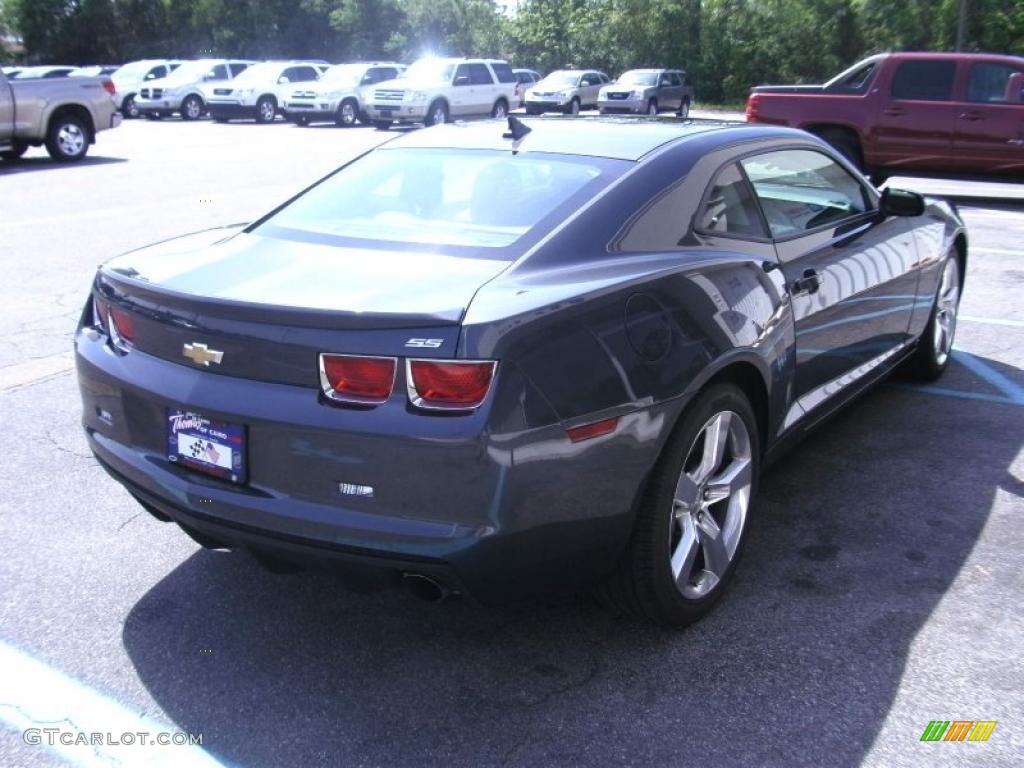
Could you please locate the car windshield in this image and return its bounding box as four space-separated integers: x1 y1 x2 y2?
164 60 216 83
254 148 616 252
539 71 581 88
618 71 658 86
402 59 455 83
113 61 156 80
231 63 280 85
321 65 363 84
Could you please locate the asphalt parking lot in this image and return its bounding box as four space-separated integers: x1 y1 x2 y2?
1 117 1022 768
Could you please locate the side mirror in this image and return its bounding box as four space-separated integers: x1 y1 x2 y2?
880 187 925 218
454 75 471 86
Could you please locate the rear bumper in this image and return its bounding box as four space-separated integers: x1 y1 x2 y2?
76 329 655 603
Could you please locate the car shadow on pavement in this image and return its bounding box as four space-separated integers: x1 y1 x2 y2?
0 156 128 175
122 357 1023 767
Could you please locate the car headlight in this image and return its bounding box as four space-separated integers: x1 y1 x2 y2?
631 90 646 100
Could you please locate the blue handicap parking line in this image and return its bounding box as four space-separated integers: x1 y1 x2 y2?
897 350 1024 406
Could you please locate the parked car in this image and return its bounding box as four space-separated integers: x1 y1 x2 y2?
1 66 22 78
135 59 254 120
204 61 324 123
280 61 404 127
524 69 610 114
512 68 541 107
366 57 517 129
111 59 182 118
75 117 965 625
746 52 1024 176
9 65 78 79
598 68 694 117
1 68 121 161
70 65 121 77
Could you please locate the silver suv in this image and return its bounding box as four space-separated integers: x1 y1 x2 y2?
367 57 517 130
598 69 695 117
111 60 183 118
524 69 610 115
281 62 404 127
135 59 254 120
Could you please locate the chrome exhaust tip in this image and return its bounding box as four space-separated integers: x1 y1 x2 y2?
402 573 450 602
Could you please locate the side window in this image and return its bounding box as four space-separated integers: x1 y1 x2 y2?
360 69 377 86
740 149 870 238
146 66 165 81
697 164 767 238
490 62 516 84
206 64 229 81
582 73 600 86
297 66 319 82
600 73 610 83
454 64 472 85
469 63 495 85
831 63 876 92
967 63 1021 103
891 60 956 101
230 63 249 77
378 68 398 82
667 73 681 87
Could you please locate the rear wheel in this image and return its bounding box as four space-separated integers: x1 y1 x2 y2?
255 96 277 124
816 128 864 172
677 98 691 118
0 141 28 160
122 95 139 119
45 114 89 162
598 383 759 626
180 94 204 121
646 98 658 116
905 254 961 381
491 98 509 119
424 100 448 127
336 98 359 127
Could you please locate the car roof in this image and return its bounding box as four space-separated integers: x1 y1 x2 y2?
381 117 764 162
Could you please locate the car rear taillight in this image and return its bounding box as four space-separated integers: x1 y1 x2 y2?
107 305 135 349
101 79 116 97
92 296 109 331
407 360 497 411
319 354 397 404
745 93 760 123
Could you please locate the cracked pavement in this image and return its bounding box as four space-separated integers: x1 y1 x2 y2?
1 120 1022 768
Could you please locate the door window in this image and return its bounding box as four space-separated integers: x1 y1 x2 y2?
697 164 768 238
581 73 600 86
146 66 166 81
741 150 870 238
206 64 229 81
468 63 495 85
667 73 681 87
229 63 249 77
490 63 516 84
454 64 472 85
891 60 956 101
967 62 1022 103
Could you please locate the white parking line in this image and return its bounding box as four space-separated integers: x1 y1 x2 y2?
961 315 1024 328
971 247 1021 256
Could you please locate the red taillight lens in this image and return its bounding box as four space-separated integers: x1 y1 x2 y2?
101 79 116 96
320 354 397 404
108 305 135 346
567 417 619 443
407 360 497 410
745 94 760 122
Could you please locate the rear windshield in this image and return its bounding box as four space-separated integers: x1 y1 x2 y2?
254 148 626 256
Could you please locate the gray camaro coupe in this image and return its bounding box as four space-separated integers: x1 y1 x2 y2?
76 117 965 625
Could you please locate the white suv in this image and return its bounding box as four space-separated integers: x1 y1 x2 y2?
367 57 517 130
134 59 255 120
204 61 328 123
281 62 404 127
111 59 183 118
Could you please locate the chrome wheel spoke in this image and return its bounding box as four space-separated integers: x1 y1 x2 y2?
696 412 731 482
696 513 729 579
674 472 700 513
670 516 700 586
704 457 752 505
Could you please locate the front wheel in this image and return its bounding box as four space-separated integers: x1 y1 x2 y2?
45 115 89 162
424 100 448 127
567 97 580 116
180 94 204 121
255 96 277 124
646 99 658 116
336 98 358 127
491 99 508 119
905 254 961 381
597 383 759 626
677 98 690 118
122 95 138 119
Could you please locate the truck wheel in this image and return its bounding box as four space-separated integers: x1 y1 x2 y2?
424 100 448 127
491 98 509 118
336 98 359 127
677 98 691 118
122 95 139 119
0 141 28 160
255 96 277 124
180 94 204 121
816 128 864 172
647 99 658 116
45 115 89 162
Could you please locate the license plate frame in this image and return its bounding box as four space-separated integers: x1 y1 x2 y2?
166 409 246 483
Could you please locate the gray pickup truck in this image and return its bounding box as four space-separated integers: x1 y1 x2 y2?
0 70 122 162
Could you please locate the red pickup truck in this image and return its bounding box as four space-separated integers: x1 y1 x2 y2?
746 52 1024 177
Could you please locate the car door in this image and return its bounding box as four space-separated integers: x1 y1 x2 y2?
873 58 958 170
952 61 1024 174
580 72 602 107
450 63 474 116
469 63 496 115
740 148 923 414
665 72 684 108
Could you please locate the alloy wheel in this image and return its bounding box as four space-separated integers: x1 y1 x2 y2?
933 258 960 367
183 96 202 120
340 101 356 126
669 410 752 599
57 123 86 158
259 100 275 122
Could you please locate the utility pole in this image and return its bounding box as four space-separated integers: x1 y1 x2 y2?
956 0 969 51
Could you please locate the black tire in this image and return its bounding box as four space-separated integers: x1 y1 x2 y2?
335 97 359 127
373 120 392 131
816 128 864 172
677 98 691 118
255 95 277 124
122 95 138 119
647 98 658 116
597 383 760 627
293 115 310 127
44 114 90 162
904 253 961 381
180 93 204 121
144 112 161 120
424 100 448 127
0 141 28 160
491 98 509 118
567 97 581 116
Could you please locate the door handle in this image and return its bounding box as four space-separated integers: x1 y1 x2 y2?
959 112 982 121
882 107 905 117
792 268 822 295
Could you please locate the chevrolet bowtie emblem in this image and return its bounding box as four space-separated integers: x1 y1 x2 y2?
182 342 224 366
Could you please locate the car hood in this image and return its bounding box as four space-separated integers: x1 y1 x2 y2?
99 226 511 327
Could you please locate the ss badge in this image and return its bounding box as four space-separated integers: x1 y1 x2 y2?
405 338 443 349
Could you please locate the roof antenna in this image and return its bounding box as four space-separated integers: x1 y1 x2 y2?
503 115 532 142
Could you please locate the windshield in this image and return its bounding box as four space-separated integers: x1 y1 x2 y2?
618 71 658 86
254 148 617 252
164 60 216 84
321 64 363 84
403 59 455 83
538 71 581 88
231 63 280 86
113 61 156 80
